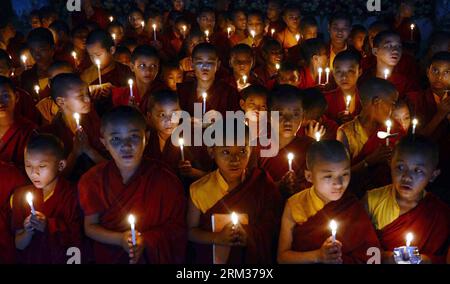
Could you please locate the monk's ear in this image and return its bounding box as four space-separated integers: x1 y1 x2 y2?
55 97 65 109
429 169 441 183
372 47 378 56
58 160 67 172
357 66 363 78
304 169 313 183
371 96 380 106
110 46 116 55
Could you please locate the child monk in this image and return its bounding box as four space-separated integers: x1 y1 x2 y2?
79 106 187 264
239 10 269 67
225 44 262 92
337 78 402 197
259 85 314 197
364 136 450 263
161 61 183 92
0 76 37 168
111 45 163 113
0 161 27 263
327 13 353 68
81 29 132 115
12 134 83 264
229 9 247 47
177 43 240 116
297 38 329 89
265 0 285 36
391 100 411 134
324 50 363 124
253 39 283 90
277 140 380 264
277 62 300 87
179 30 205 78
187 118 282 264
40 73 106 181
275 5 301 50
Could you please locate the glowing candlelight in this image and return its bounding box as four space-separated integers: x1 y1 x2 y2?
271 28 275 37
204 30 210 42
95 58 102 85
141 21 145 29
202 92 207 115
179 138 185 161
315 131 321 142
295 34 301 43
318 67 323 85
329 220 337 243
111 33 116 42
182 25 187 38
128 79 134 104
345 95 352 113
242 75 248 85
26 192 36 216
152 23 157 41
385 119 392 146
231 212 239 230
250 30 256 47
384 68 390 80
227 27 232 38
406 232 413 248
275 63 280 71
73 112 81 129
21 54 27 69
287 152 294 172
325 67 330 84
34 85 40 96
410 24 415 41
109 16 114 22
71 51 77 60
412 118 418 135
128 214 136 246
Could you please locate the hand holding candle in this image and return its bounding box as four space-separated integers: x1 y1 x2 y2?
329 220 337 243
287 152 294 172
26 192 36 216
128 214 136 246
179 138 185 161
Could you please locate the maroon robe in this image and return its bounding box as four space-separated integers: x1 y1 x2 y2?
160 30 183 59
14 87 42 124
193 168 282 264
0 162 26 264
0 117 37 168
144 129 182 174
324 88 362 123
292 193 381 264
378 193 450 264
177 79 241 116
254 66 277 90
221 72 265 96
71 7 109 30
12 179 83 264
78 159 187 264
298 66 317 89
267 19 286 37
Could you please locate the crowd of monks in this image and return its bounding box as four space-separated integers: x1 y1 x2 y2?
0 0 449 264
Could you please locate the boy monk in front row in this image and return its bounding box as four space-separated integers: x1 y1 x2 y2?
78 106 187 264
364 136 450 264
277 140 380 264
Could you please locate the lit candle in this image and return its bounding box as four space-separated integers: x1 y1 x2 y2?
315 131 321 142
71 51 77 60
231 212 239 230
128 214 136 246
141 21 145 29
325 67 330 84
385 119 392 146
202 92 207 115
242 75 248 85
152 23 157 41
227 27 232 38
26 192 36 216
384 68 390 80
73 112 81 129
271 28 275 37
128 79 134 104
34 85 40 96
345 95 352 113
329 220 337 243
406 232 413 248
111 33 116 42
410 24 415 41
21 54 27 70
250 30 256 47
204 30 210 42
412 118 418 135
109 16 114 22
275 63 280 71
182 25 187 38
95 59 102 85
179 138 185 161
295 34 301 43
287 152 294 172
317 67 323 85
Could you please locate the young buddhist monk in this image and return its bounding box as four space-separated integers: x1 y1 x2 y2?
238 10 269 67
364 136 450 263
253 39 283 90
337 78 402 197
12 134 83 264
187 118 282 264
278 140 380 264
78 106 187 264
327 13 353 68
229 9 247 47
225 44 262 92
113 46 131 67
276 5 301 50
391 100 411 133
298 38 329 89
277 62 300 87
161 61 183 92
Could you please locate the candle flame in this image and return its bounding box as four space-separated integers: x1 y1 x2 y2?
95 58 101 67
128 214 135 225
250 30 256 38
384 68 389 79
231 212 238 225
406 232 413 247
205 30 209 37
386 119 392 129
295 34 300 42
152 23 156 30
73 112 80 121
242 75 247 84
26 192 33 206
287 152 294 161
377 131 390 139
346 95 352 106
71 51 77 59
318 67 323 73
109 16 114 22
21 54 27 63
412 118 418 126
141 21 145 28
325 67 330 73
315 131 321 142
271 28 275 35
34 85 40 93
410 24 415 30
128 78 133 86
178 138 184 147
275 63 280 70
202 92 207 100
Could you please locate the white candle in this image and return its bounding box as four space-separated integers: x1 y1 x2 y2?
182 25 187 38
26 192 36 216
410 24 415 41
412 118 418 135
315 131 321 142
406 232 413 248
345 95 352 113
231 212 239 230
242 75 248 85
128 214 136 246
141 21 145 29
152 24 157 41
128 79 134 104
271 28 275 37
384 68 390 80
227 27 232 38
34 85 40 96
385 119 392 146
73 112 81 129
202 92 207 115
71 51 77 60
329 220 337 243
275 63 280 71
21 54 27 70
325 67 330 84
179 138 185 161
111 33 116 42
287 152 294 172
318 67 323 85
204 30 210 42
295 34 301 43
95 59 102 85
109 16 114 22
250 30 256 46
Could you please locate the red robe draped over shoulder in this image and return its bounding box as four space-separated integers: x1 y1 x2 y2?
78 159 187 264
324 88 362 123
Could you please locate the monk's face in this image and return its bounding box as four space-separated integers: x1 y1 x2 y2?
333 60 360 92
240 94 267 122
328 19 351 46
108 26 124 44
164 69 183 91
211 145 251 182
283 10 301 31
350 31 366 52
271 100 302 139
267 1 281 21
391 150 439 201
147 101 181 137
115 52 131 67
305 158 350 203
230 52 253 78
72 29 88 51
278 70 300 86
129 11 144 30
192 51 219 82
197 12 215 33
30 16 42 29
63 83 91 114
173 0 185 11
373 92 398 124
247 15 264 38
0 84 16 118
101 121 148 169
87 42 114 69
131 56 159 84
24 150 64 189
302 25 318 41
427 60 450 97
265 46 283 67
373 35 402 67
392 105 411 132
233 11 247 31
28 41 55 70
